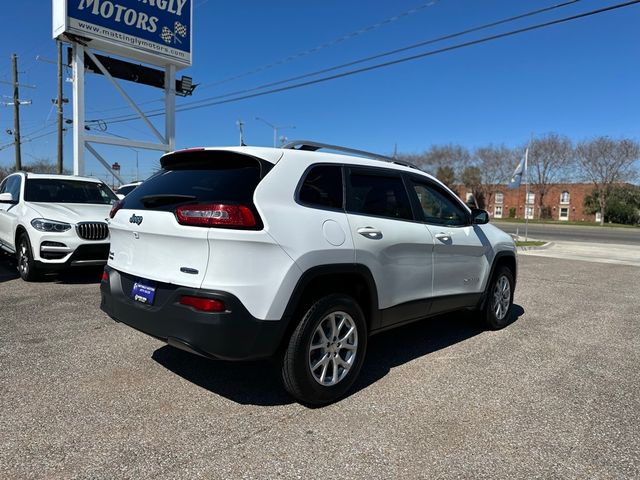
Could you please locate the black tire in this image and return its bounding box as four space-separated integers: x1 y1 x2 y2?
282 294 368 406
16 233 40 282
483 266 515 330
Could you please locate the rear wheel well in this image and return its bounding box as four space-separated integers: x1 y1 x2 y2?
277 271 376 354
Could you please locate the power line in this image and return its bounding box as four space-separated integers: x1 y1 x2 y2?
198 0 440 91
99 0 640 126
164 0 583 113
0 129 58 152
96 0 587 124
86 0 441 116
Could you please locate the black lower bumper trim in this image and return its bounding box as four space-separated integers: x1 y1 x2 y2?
100 266 288 361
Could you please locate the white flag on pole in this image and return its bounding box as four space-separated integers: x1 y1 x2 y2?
508 149 528 189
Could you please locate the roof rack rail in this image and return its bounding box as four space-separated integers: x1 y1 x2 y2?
281 140 419 170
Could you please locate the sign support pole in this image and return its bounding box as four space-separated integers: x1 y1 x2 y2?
72 43 85 176
165 64 176 152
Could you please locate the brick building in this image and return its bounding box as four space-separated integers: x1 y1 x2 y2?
457 183 600 222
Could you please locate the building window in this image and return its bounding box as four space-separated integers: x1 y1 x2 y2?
560 191 570 204
525 206 534 219
526 192 535 204
559 207 569 221
494 205 503 218
495 192 504 204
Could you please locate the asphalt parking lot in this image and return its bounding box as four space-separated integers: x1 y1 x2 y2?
1 254 638 479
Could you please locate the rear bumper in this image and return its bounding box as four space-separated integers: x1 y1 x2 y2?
99 266 287 361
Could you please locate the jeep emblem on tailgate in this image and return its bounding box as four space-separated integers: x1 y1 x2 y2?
129 214 143 225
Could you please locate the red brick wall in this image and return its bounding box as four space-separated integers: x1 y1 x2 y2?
456 183 598 222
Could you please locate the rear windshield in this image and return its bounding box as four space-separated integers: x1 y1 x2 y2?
25 179 117 204
122 152 267 211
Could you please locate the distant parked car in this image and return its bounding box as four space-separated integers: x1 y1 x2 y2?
115 181 143 199
0 172 118 281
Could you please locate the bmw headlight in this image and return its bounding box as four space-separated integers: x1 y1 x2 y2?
31 218 72 233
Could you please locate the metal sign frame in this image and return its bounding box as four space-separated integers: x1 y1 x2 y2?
71 42 176 182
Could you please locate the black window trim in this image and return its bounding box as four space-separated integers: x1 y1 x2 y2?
406 173 472 227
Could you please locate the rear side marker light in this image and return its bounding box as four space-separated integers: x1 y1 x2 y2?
179 296 226 313
101 270 108 282
175 203 256 228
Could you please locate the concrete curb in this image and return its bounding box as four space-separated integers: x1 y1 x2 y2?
517 241 554 252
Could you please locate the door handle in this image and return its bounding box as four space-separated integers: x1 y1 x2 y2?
357 227 383 240
435 232 451 242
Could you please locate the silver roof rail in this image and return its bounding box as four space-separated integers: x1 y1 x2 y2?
281 140 419 170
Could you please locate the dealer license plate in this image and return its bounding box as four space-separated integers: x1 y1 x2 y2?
132 280 156 305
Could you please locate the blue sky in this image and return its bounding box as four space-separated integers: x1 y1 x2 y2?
0 0 638 182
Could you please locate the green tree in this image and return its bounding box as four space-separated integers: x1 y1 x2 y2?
584 185 640 225
576 137 640 225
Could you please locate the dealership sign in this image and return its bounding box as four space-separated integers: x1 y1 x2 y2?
52 0 192 69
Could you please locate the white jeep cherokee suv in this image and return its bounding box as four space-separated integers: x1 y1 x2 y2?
100 142 517 405
0 172 118 281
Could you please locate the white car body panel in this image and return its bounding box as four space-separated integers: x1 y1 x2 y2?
108 210 210 288
103 146 516 323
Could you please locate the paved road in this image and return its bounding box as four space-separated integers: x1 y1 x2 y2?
494 221 640 245
1 256 639 479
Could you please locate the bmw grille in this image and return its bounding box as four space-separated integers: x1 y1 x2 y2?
76 222 109 241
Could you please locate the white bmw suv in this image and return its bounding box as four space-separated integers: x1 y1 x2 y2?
100 142 517 405
0 172 118 281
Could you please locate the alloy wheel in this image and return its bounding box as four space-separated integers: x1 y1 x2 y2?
308 311 358 386
18 240 29 277
492 274 511 320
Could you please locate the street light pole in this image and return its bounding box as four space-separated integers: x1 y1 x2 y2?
255 117 295 147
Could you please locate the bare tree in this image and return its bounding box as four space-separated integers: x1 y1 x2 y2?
576 137 640 225
399 144 470 179
461 166 484 208
528 133 574 219
473 145 519 206
436 165 456 189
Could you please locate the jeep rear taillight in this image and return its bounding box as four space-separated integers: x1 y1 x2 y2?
109 200 124 219
175 203 256 228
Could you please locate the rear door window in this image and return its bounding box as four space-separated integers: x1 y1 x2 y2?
346 168 414 221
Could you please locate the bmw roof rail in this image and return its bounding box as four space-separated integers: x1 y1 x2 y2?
281 140 420 170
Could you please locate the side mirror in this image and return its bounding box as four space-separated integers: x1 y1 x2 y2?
0 192 15 203
471 208 490 225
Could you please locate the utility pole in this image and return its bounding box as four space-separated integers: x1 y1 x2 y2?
255 117 295 147
56 41 64 174
12 53 22 170
236 119 245 146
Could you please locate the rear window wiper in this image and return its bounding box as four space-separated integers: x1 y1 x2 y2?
139 194 197 207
